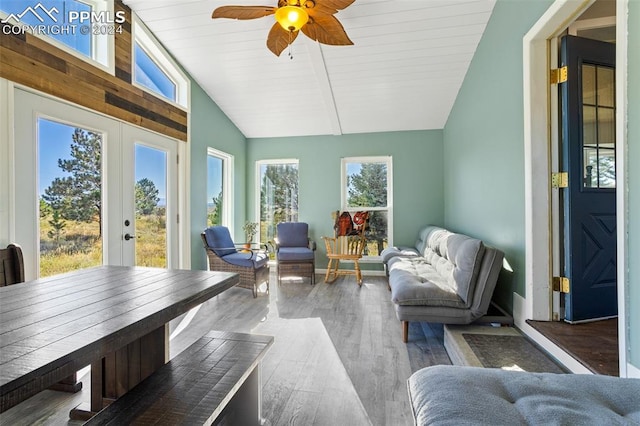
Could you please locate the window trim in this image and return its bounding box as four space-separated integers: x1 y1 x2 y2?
0 0 115 75
132 13 189 110
341 155 393 260
207 147 234 231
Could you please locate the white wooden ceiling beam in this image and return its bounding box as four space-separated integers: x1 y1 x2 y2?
307 41 343 136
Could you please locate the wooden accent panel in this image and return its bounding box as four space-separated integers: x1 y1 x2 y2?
0 1 187 142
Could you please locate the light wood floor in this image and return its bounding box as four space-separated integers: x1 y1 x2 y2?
0 272 451 426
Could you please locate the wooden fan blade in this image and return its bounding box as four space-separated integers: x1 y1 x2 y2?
309 0 355 15
212 5 275 20
301 14 353 46
267 23 299 56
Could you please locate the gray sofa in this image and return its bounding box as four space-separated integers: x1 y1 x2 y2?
408 365 640 425
382 226 504 342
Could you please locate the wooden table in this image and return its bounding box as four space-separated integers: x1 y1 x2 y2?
0 266 238 416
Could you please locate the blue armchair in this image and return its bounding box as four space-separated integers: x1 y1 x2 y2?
275 222 316 285
201 226 269 297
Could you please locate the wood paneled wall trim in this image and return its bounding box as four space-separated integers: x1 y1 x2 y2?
0 1 188 142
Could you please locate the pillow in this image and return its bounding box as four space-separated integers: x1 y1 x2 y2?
204 226 237 257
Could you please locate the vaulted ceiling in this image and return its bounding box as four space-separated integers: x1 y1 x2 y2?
123 0 496 138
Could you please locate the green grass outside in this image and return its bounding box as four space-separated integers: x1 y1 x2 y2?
40 213 167 277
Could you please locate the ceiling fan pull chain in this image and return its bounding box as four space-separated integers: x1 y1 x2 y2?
288 30 294 60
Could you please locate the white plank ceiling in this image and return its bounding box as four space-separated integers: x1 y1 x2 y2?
123 0 496 138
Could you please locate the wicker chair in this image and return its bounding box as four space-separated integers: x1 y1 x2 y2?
201 227 269 298
275 222 316 285
0 243 25 286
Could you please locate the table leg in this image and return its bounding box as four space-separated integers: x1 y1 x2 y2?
70 324 168 419
218 364 263 426
48 373 83 393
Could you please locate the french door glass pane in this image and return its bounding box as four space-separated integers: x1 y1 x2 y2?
134 144 167 267
259 163 299 245
38 118 103 277
207 156 223 227
581 63 615 189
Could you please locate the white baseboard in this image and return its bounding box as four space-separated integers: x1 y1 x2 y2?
513 293 593 374
315 268 386 277
627 362 640 378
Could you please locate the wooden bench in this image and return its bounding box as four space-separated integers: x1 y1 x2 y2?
84 330 273 426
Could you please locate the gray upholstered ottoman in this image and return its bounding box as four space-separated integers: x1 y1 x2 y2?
408 365 640 425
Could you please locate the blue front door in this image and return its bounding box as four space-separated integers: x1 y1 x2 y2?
561 35 616 322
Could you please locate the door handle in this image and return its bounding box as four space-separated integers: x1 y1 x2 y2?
124 233 137 241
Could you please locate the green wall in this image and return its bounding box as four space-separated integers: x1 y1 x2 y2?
442 0 552 312
189 82 247 270
247 131 444 269
627 0 639 372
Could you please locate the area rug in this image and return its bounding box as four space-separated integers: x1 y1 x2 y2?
462 333 566 373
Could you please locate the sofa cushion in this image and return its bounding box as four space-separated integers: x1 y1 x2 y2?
416 226 444 255
381 226 447 264
422 232 485 306
204 226 237 257
381 246 419 263
277 247 314 261
388 258 466 308
408 365 640 426
222 251 268 268
277 222 310 248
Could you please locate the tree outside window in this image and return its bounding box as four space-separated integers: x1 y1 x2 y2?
258 161 299 246
343 157 392 257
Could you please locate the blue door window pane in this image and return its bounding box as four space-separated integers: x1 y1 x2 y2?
134 42 176 102
1 0 91 57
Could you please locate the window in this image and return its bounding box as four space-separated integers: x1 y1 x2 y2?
133 14 189 108
207 148 233 228
257 160 299 246
134 43 176 101
0 0 117 73
342 156 392 258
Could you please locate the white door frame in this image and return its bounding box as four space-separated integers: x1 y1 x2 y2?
522 0 629 376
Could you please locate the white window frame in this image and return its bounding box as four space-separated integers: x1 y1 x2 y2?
0 0 115 74
341 155 393 261
132 13 189 110
207 147 234 231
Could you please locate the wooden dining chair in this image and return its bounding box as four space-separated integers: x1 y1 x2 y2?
0 243 25 286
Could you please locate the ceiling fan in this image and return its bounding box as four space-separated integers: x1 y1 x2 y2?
212 0 355 57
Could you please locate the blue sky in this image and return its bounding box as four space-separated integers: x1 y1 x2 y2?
38 118 167 200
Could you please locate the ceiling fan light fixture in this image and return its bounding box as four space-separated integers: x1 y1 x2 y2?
275 5 309 32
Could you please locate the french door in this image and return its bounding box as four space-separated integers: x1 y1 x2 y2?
121 126 178 268
560 35 617 322
13 89 179 279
